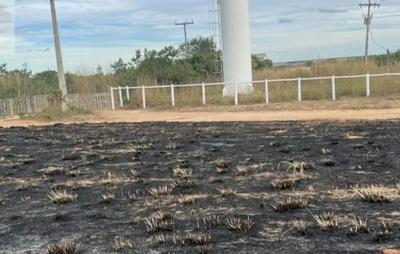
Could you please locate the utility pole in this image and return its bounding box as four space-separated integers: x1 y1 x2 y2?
49 0 68 111
175 20 194 46
386 49 390 72
359 0 380 62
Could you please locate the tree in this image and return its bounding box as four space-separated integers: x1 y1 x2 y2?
252 55 273 70
33 70 59 95
0 64 7 74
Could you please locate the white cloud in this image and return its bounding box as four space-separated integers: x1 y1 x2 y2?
5 0 400 71
0 0 15 54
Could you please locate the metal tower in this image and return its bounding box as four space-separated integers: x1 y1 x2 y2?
208 0 223 80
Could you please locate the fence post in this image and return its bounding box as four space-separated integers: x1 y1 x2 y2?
331 75 336 100
234 81 239 106
118 86 123 108
297 77 302 102
125 86 130 101
366 73 371 97
202 83 206 105
9 98 14 116
265 79 269 104
171 84 175 107
142 86 146 109
110 87 115 110
26 97 32 113
33 96 37 113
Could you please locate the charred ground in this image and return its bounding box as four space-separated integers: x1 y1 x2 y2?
0 121 400 253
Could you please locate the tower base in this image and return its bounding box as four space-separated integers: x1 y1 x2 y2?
223 83 254 97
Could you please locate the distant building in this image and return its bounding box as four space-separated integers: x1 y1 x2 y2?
274 56 364 67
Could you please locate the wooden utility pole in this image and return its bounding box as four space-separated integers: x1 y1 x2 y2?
49 0 68 111
175 20 194 46
359 0 380 61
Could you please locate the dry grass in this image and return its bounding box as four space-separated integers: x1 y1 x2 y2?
47 240 79 254
202 214 222 229
21 196 31 202
272 197 308 212
98 171 126 185
214 159 229 174
278 161 314 174
290 220 308 236
349 216 369 233
321 148 333 155
253 60 400 102
176 177 198 189
178 195 196 205
375 229 391 243
225 217 255 233
217 186 237 197
122 61 400 108
375 219 393 243
193 148 207 159
353 184 398 203
14 179 39 191
172 232 211 246
195 245 212 254
145 218 174 233
312 212 338 231
32 59 399 111
271 178 301 190
112 237 135 251
147 184 176 197
99 192 116 204
67 170 80 178
236 166 249 176
149 234 167 245
48 190 77 204
173 166 193 179
129 169 141 178
155 210 174 221
39 166 66 176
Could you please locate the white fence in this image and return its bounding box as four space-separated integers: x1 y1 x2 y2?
110 72 400 109
1 72 399 118
0 93 112 119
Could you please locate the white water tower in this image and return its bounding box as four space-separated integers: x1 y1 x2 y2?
219 0 253 96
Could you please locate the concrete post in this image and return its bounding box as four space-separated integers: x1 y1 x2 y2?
297 77 302 102
142 86 146 109
265 79 269 104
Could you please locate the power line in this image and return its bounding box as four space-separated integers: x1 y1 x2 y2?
369 30 387 51
175 20 194 46
359 0 381 61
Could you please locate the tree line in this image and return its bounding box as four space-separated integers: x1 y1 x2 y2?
1 36 398 99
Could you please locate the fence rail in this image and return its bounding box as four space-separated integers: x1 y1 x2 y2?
66 93 112 112
111 72 400 109
1 72 400 118
0 93 112 119
0 95 51 118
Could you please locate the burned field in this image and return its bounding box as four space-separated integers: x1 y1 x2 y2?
1 121 400 254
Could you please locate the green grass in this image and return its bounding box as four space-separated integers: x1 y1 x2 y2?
32 105 91 121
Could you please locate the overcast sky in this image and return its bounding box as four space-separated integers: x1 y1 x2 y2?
1 0 400 72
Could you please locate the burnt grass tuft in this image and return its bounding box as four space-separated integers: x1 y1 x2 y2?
1 121 400 253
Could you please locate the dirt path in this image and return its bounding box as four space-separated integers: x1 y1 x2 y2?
1 107 400 127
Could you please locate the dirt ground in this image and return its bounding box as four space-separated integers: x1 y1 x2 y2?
1 107 400 127
2 98 400 127
1 120 400 253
